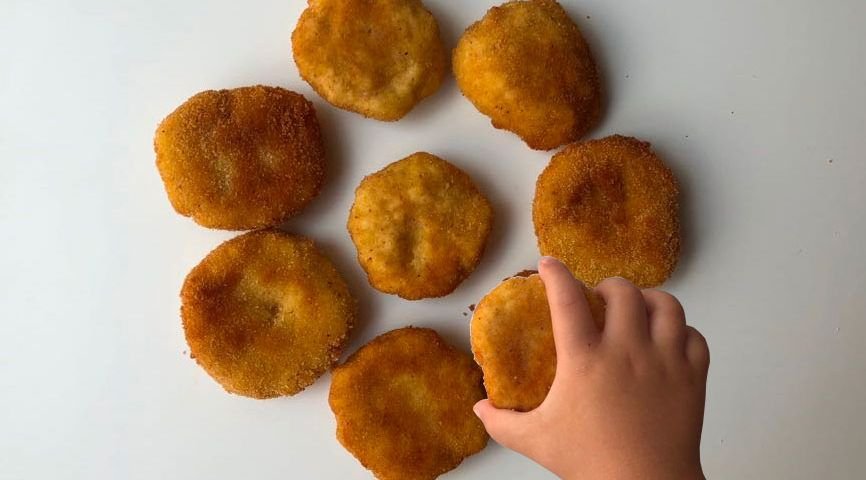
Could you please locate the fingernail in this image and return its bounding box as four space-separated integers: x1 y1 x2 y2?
539 256 556 267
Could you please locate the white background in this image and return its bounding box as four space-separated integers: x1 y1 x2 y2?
2 0 865 478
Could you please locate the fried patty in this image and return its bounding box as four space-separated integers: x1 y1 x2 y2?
533 135 680 287
348 152 493 300
181 230 355 399
292 0 447 121
453 0 602 150
330 327 488 480
470 273 605 411
155 85 325 230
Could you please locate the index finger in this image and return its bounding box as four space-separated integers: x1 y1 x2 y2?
538 256 600 362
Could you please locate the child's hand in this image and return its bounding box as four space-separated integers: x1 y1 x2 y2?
473 257 709 479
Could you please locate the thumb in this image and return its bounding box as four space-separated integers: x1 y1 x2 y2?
473 399 532 452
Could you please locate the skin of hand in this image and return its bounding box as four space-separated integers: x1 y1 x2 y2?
473 257 710 480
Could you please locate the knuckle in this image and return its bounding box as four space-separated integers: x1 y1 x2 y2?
555 292 581 310
688 326 708 346
686 327 711 367
599 276 631 289
646 289 685 317
596 277 641 298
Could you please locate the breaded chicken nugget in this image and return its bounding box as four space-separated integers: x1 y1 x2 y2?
453 0 602 150
348 152 493 300
330 327 488 480
155 86 325 230
470 273 604 411
533 135 680 287
292 0 447 121
181 230 355 399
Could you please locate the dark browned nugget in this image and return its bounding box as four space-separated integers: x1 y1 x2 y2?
470 273 605 411
155 86 325 230
533 135 681 287
181 230 355 399
330 327 488 479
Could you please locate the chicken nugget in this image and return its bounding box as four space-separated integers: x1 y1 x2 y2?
453 0 602 150
181 230 355 399
155 86 325 230
470 273 604 411
533 135 680 287
330 327 488 480
292 0 447 121
348 152 493 300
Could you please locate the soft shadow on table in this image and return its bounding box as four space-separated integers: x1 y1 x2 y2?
400 70 461 127
649 140 701 285
274 99 377 352
439 150 515 301
412 315 474 354
307 235 376 357
395 1 468 126
424 0 467 51
559 1 615 137
279 98 351 222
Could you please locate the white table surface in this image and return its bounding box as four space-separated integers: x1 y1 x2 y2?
2 0 865 478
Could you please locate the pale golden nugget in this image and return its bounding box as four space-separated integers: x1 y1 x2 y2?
348 152 493 300
471 273 604 411
292 0 447 121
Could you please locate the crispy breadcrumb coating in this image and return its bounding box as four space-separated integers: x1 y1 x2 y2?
348 152 493 300
533 135 680 287
181 230 355 399
453 0 602 150
330 327 488 480
155 86 325 230
292 0 447 121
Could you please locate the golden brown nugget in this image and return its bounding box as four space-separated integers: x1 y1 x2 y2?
533 135 680 287
155 86 325 230
330 327 488 480
470 273 604 411
292 0 447 121
348 152 493 300
453 0 602 150
181 230 355 399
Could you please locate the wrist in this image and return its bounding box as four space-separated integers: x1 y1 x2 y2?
555 459 704 480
